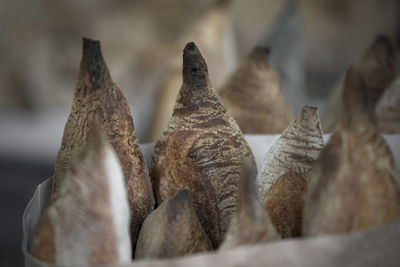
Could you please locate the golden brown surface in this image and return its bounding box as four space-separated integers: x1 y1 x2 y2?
265 171 306 237
151 42 256 244
256 106 323 237
52 38 154 252
219 46 292 133
303 49 400 235
135 189 212 259
31 211 55 263
220 159 279 250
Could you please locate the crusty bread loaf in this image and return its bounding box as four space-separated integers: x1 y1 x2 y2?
321 34 396 132
220 159 279 250
303 52 400 235
148 0 236 141
32 123 131 265
219 46 292 133
256 106 323 237
151 42 256 246
135 189 212 259
52 38 154 252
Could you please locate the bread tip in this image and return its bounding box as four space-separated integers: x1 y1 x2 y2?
80 37 111 87
82 37 103 62
182 42 208 86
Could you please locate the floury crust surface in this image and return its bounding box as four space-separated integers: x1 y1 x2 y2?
151 42 256 247
135 189 212 259
32 125 131 265
256 106 323 237
52 38 154 253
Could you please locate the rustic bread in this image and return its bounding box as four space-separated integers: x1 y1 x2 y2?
303 52 400 235
52 38 154 252
148 0 236 141
219 46 292 133
321 34 396 132
32 124 131 265
135 189 212 259
256 106 324 237
151 42 256 247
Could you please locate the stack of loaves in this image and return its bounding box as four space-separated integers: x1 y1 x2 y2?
30 35 400 265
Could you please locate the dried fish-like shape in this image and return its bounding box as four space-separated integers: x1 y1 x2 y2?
219 46 292 133
52 38 154 252
151 42 256 243
148 0 236 141
321 34 396 132
256 106 324 237
376 76 400 133
32 124 131 265
220 159 279 250
303 59 400 236
135 189 212 259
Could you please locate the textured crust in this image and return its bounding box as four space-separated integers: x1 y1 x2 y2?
33 125 129 265
219 46 292 133
304 128 400 235
265 171 306 237
151 42 256 242
151 130 221 248
256 106 323 237
135 189 212 259
304 50 400 235
148 0 236 141
52 38 154 252
220 159 279 250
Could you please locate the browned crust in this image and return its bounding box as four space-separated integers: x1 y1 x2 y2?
265 170 306 237
151 42 256 243
221 159 279 249
136 189 212 258
305 44 400 235
219 46 292 133
151 130 221 248
52 38 154 253
31 211 55 263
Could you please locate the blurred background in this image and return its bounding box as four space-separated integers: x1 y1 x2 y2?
1 0 399 266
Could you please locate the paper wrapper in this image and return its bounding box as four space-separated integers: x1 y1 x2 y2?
22 134 400 267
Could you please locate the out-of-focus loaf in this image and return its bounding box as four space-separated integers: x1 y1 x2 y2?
135 189 212 259
303 36 400 235
32 124 132 265
219 46 292 133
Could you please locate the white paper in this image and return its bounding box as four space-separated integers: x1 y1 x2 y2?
22 134 400 267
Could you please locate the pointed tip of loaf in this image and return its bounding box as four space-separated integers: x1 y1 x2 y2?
79 37 112 90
